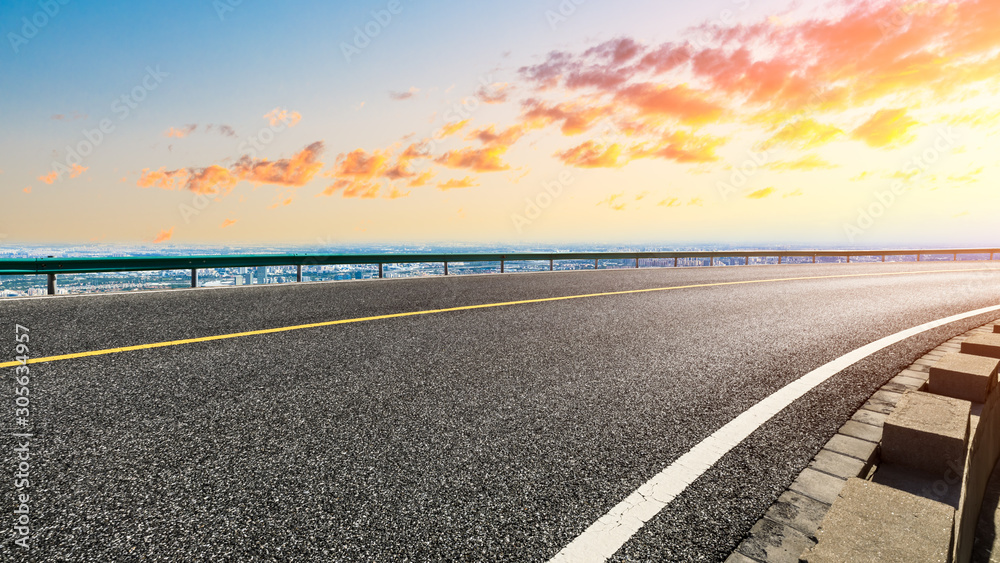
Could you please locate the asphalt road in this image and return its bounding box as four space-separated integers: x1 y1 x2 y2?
2 261 1000 562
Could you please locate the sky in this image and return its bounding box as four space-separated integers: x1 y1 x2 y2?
1 0 998 248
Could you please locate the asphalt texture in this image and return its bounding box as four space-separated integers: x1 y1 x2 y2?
2 261 1000 562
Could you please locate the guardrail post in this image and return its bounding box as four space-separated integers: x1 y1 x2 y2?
745 257 749 265
992 252 995 261
710 256 714 266
378 263 383 278
847 255 851 263
778 256 783 264
917 253 922 262
47 273 56 295
812 254 817 263
882 254 886 262
954 252 958 261
674 257 678 267
191 269 198 288
594 258 598 269
444 262 448 276
296 265 303 282
635 257 639 268
549 259 553 271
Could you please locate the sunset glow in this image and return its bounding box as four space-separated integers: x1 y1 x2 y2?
2 0 998 246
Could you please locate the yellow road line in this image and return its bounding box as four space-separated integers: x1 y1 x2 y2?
2 266 997 369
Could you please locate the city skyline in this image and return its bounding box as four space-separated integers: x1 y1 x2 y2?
2 0 998 247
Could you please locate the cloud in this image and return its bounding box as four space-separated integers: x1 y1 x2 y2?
263 108 302 127
437 176 479 190
521 99 610 135
556 141 626 168
207 124 238 137
764 154 836 171
165 124 197 138
851 109 920 148
614 83 724 126
322 142 438 198
322 148 393 198
139 142 323 197
69 163 88 178
464 123 529 148
746 187 775 199
37 171 58 184
23 186 31 194
152 227 174 244
435 146 512 172
476 82 512 104
597 192 626 211
389 87 420 100
232 141 325 187
658 197 681 207
783 188 803 198
436 119 470 138
407 169 435 188
220 219 238 228
758 119 843 150
632 131 726 163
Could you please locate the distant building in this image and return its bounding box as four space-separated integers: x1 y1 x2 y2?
255 267 267 284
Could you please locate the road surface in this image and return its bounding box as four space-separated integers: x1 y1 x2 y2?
2 261 1000 561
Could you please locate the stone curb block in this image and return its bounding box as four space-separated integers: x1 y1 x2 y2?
962 333 1000 360
929 353 999 403
881 390 970 476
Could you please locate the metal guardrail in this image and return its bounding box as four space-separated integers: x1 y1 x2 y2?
0 248 997 295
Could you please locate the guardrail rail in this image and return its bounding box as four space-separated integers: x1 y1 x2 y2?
1 248 997 295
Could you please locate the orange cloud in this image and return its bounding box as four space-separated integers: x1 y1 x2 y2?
188 165 239 195
264 108 301 127
464 124 528 147
521 99 610 135
233 141 324 187
37 171 58 184
165 124 197 138
69 163 88 178
152 227 174 244
138 168 190 190
597 192 626 211
435 146 511 172
851 109 920 148
407 169 435 188
23 186 31 194
437 176 479 190
746 187 775 199
436 119 470 138
220 219 238 228
556 142 625 168
759 119 844 150
614 83 723 126
322 142 438 198
632 131 725 163
139 142 322 198
764 154 836 171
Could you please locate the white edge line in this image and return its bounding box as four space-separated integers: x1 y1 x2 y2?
549 303 1000 563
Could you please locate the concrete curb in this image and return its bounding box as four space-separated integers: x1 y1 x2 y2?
726 320 1000 563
